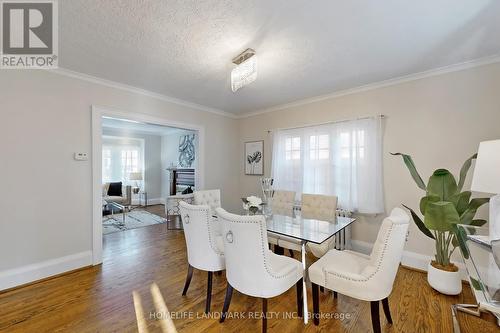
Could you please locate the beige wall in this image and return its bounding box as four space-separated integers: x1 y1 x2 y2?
1 61 499 285
238 62 500 258
0 70 240 271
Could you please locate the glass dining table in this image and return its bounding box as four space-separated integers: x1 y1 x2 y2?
453 225 500 332
265 213 357 324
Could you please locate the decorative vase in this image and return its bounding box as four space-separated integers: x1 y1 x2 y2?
427 262 462 295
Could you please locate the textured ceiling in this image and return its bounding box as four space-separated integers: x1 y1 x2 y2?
60 0 500 115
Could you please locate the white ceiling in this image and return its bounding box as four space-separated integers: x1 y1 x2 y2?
60 1 500 115
102 117 189 136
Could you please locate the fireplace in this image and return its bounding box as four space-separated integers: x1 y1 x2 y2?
168 168 195 195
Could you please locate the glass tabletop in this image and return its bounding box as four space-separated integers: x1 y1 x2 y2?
457 225 500 314
266 214 356 244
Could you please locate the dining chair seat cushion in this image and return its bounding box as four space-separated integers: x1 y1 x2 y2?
307 237 335 258
277 236 302 251
309 250 370 291
268 233 279 246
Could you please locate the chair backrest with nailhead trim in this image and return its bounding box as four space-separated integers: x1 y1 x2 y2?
179 201 225 272
194 189 221 215
216 207 292 298
362 207 409 296
271 190 295 216
301 193 337 222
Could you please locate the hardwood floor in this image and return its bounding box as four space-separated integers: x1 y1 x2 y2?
0 205 497 332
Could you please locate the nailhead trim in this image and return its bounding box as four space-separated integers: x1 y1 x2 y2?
180 203 224 257
322 223 403 286
222 217 297 279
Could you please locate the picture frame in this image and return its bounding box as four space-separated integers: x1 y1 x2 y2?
244 140 264 175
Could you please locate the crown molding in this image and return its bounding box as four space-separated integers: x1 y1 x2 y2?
238 54 500 119
50 67 238 119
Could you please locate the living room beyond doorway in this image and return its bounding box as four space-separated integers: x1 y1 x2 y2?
99 115 199 237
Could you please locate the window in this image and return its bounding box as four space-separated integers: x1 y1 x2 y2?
271 117 383 214
102 136 144 184
121 150 140 175
102 149 112 182
285 136 301 160
310 134 329 160
340 131 365 160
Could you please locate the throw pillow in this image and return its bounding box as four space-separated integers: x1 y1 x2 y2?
182 186 193 194
107 182 123 196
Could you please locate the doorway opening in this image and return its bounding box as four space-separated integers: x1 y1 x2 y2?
92 106 205 264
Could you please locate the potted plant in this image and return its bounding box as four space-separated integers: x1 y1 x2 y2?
392 153 489 295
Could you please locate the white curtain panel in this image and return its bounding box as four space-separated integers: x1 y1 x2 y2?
102 136 144 184
271 117 384 214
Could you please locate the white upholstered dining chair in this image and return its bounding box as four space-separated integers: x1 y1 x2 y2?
278 193 338 258
302 193 338 258
308 207 410 332
215 208 303 333
194 189 221 215
179 201 225 314
270 190 295 216
270 190 296 255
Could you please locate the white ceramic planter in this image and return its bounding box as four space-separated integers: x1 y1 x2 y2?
427 262 462 295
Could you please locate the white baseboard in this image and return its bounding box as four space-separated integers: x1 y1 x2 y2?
148 198 163 205
351 239 467 280
0 251 93 291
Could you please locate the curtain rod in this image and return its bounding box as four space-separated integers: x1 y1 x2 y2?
267 114 385 133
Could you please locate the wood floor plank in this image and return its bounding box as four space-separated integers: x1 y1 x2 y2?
0 205 498 332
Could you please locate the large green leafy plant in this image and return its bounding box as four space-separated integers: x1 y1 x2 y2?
392 153 489 269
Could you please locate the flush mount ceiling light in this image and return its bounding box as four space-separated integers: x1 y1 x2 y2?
231 48 257 92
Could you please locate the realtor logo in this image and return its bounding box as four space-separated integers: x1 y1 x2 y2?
1 0 58 68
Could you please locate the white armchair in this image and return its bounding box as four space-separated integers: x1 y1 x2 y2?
194 189 221 215
308 208 410 332
179 201 225 314
165 193 194 217
102 183 132 207
215 208 303 333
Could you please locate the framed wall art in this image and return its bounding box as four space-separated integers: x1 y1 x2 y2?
245 140 264 175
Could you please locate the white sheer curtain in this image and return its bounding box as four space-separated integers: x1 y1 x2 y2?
102 136 144 184
271 117 384 214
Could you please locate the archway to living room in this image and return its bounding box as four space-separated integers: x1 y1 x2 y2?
91 106 205 265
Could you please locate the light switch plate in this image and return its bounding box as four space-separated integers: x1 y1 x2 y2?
74 152 88 161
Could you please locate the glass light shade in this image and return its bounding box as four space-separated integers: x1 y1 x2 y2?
231 55 257 92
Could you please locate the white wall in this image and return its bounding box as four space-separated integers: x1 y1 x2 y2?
0 70 240 288
237 62 500 265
